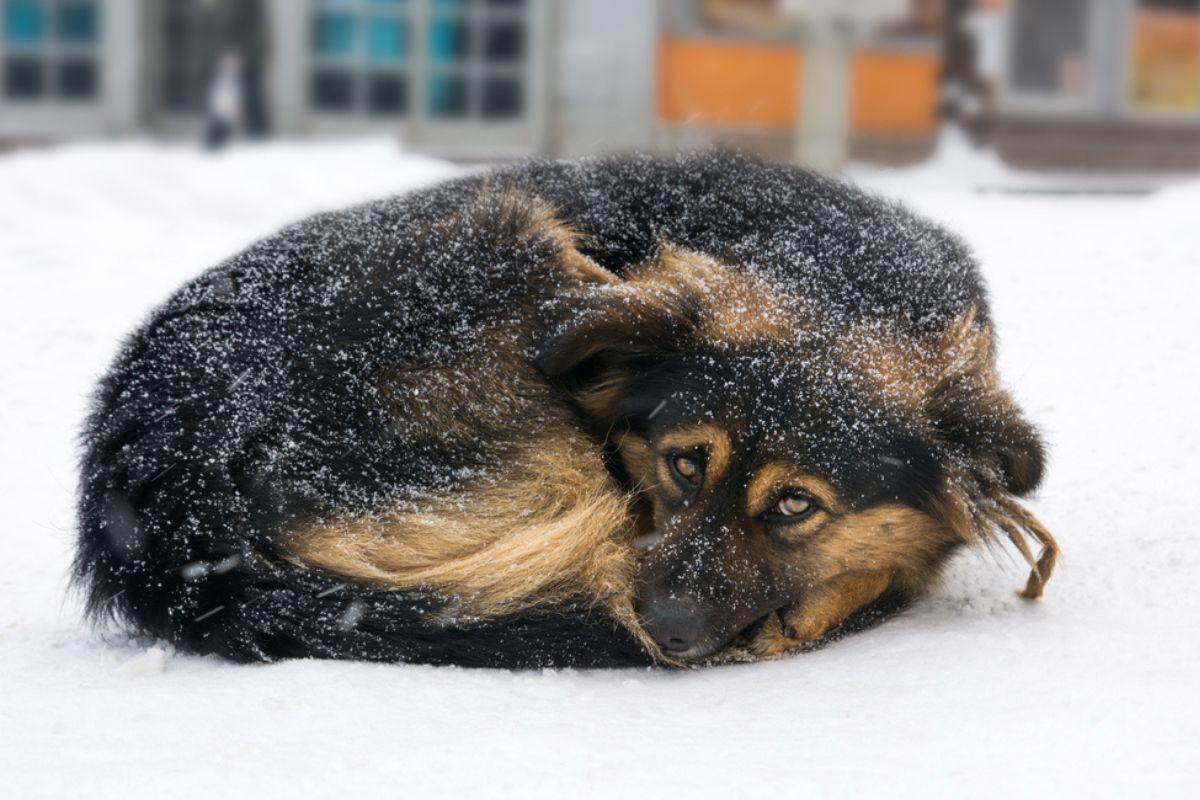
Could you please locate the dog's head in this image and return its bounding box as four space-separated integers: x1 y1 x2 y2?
538 247 1049 660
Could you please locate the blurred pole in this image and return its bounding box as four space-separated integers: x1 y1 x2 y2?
795 19 854 172
784 0 907 172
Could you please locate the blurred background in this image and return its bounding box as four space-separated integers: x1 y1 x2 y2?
0 0 1198 173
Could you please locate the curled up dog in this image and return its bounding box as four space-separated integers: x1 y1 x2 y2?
73 154 1058 668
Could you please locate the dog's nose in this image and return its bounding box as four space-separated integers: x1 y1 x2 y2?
640 596 707 654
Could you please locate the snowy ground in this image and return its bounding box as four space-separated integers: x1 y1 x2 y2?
2 140 1198 798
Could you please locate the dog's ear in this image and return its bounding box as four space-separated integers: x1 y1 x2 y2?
536 288 695 423
927 370 1046 496
924 310 1045 496
446 184 619 287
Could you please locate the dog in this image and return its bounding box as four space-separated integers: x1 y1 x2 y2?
74 153 1057 667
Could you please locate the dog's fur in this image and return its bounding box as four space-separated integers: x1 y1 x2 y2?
74 153 1057 667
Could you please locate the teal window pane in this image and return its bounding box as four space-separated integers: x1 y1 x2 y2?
5 0 45 44
58 56 96 99
367 72 407 115
427 72 467 117
432 0 472 9
483 19 522 62
313 12 357 57
428 16 469 62
367 17 407 63
482 75 521 118
59 1 98 43
4 55 43 97
312 68 354 110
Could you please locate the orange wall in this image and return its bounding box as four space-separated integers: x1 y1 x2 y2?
657 38 801 128
657 37 940 134
851 50 941 133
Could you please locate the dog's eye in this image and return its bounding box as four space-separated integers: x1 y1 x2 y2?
772 494 816 520
670 454 704 487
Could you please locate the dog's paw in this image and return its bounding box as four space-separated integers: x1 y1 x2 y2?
749 609 836 659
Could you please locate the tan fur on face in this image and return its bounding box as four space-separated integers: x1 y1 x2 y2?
744 463 844 518
753 569 894 657
747 504 959 657
807 504 960 587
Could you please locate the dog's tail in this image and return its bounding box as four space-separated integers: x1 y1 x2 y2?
74 491 650 668
72 372 650 669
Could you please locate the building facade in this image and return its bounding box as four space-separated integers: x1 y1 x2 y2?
0 0 562 154
654 0 1200 169
1 0 1198 169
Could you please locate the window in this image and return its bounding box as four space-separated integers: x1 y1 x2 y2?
1009 0 1091 95
427 0 526 119
312 0 414 116
310 0 529 121
2 0 99 101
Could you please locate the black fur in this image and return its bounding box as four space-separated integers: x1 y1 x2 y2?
74 152 989 667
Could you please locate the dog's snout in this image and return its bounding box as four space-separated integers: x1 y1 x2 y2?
640 596 708 654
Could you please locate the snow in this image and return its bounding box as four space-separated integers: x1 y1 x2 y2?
2 139 1199 797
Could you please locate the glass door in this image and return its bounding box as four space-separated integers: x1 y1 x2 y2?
1001 0 1108 115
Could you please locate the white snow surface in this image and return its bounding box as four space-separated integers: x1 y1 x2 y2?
2 140 1198 797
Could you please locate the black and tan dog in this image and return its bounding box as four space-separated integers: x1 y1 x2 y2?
74 153 1057 667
